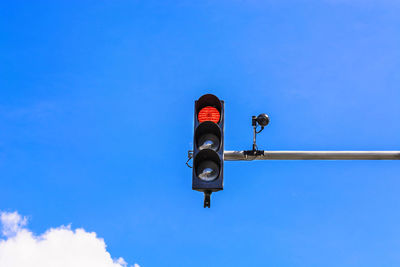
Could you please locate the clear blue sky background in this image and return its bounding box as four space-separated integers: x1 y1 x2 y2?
1 1 400 266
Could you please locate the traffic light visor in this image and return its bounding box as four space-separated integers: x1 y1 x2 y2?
195 121 222 151
194 149 221 182
195 94 222 123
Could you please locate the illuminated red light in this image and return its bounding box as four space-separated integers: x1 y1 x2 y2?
198 106 220 123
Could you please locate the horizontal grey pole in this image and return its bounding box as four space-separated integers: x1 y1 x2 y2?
224 151 400 160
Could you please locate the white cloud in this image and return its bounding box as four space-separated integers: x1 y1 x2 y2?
0 211 139 267
0 212 27 237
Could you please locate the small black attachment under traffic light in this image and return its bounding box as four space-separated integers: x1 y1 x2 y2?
192 94 224 208
204 191 212 208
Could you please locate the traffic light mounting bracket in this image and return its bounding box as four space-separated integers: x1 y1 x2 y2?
189 96 400 208
187 113 270 169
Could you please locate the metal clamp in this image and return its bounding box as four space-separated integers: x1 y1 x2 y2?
244 150 265 156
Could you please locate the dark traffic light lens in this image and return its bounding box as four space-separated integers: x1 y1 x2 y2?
198 134 220 151
196 161 219 181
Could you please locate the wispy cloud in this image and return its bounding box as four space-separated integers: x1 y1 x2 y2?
0 211 27 237
0 211 139 267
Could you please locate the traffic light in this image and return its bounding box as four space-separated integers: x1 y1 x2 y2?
192 94 224 208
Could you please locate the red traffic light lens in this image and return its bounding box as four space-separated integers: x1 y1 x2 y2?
198 106 220 123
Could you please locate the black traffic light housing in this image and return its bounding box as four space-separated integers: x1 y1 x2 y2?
192 94 224 208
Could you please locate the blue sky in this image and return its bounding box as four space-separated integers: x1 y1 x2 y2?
1 1 400 266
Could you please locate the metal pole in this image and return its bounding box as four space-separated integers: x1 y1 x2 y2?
224 151 400 161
